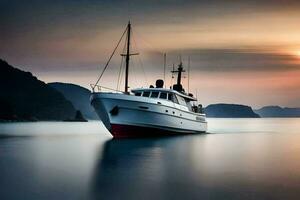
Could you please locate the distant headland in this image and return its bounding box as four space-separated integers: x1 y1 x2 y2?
254 106 300 118
204 104 260 118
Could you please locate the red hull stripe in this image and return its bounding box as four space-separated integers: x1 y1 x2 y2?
110 124 199 138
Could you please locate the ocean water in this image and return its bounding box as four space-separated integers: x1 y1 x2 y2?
0 119 300 200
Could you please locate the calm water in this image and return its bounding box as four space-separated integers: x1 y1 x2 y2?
0 119 300 200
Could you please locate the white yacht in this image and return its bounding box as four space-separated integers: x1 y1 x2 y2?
90 22 207 138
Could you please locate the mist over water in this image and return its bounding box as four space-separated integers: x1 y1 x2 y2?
1 119 300 199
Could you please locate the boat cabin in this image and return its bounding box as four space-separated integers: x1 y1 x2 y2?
131 88 203 113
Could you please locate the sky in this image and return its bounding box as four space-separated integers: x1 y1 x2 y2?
1 0 300 108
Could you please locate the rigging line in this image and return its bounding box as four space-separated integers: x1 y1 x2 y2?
170 63 175 88
94 26 128 86
131 56 139 88
133 29 165 55
119 49 126 91
119 56 125 91
131 30 149 87
117 38 127 90
117 55 124 90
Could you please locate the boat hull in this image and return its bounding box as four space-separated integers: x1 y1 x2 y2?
91 92 207 138
110 124 199 138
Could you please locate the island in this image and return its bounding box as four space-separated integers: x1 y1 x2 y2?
204 104 260 118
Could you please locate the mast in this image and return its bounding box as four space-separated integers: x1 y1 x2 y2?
171 61 185 92
94 21 137 93
177 62 183 85
124 21 131 93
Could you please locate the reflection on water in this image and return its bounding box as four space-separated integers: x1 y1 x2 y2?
1 119 300 199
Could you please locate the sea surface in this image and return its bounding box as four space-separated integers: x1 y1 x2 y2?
0 118 300 200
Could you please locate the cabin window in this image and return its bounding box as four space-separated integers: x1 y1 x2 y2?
159 92 167 99
168 93 172 101
168 93 179 104
135 92 142 96
176 95 187 106
186 101 193 111
150 91 159 98
142 91 150 97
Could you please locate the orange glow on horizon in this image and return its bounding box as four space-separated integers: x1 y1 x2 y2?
296 50 300 57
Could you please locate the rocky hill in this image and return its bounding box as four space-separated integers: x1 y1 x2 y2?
0 59 76 121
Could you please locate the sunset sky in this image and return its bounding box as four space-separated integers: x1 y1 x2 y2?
1 0 300 108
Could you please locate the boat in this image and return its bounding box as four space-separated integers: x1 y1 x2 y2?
90 22 207 138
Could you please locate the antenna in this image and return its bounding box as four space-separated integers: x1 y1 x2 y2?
163 53 166 88
188 56 190 93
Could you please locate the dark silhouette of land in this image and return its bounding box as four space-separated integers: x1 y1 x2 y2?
205 104 260 118
0 59 76 121
49 82 98 120
254 106 300 117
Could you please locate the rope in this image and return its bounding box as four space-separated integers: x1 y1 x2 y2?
117 38 127 90
131 30 149 86
130 56 139 88
94 26 128 87
119 63 125 90
133 29 165 55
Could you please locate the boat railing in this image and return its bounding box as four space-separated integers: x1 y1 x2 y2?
90 84 124 93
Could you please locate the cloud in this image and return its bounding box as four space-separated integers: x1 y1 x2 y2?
141 48 300 73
